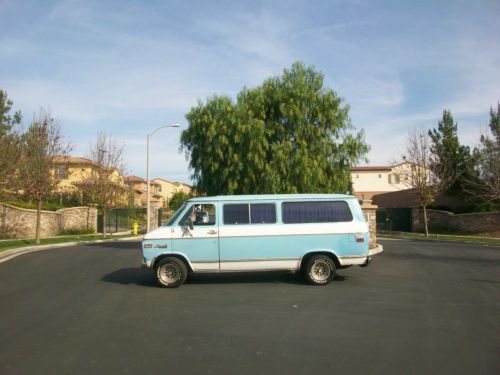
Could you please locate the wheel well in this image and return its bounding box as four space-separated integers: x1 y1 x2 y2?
301 252 340 270
153 254 192 272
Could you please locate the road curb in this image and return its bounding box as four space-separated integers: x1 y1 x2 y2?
378 235 500 247
0 236 141 264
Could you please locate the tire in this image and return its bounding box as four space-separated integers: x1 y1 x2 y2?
155 257 188 288
304 255 336 286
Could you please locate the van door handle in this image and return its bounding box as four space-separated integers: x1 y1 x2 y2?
207 230 217 235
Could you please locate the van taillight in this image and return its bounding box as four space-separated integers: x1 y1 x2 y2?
356 238 365 243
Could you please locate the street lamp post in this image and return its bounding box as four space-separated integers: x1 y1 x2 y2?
147 123 180 232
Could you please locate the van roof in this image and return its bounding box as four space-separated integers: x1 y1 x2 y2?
187 194 355 203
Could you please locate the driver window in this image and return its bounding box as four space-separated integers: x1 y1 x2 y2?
180 204 216 226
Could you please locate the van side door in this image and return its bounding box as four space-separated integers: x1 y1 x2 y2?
170 202 220 272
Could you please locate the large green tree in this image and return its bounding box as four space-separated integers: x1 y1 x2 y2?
465 103 500 202
181 62 369 195
0 90 22 137
0 90 22 196
428 110 472 195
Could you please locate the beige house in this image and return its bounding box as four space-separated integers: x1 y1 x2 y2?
153 178 193 208
350 162 419 200
125 176 163 207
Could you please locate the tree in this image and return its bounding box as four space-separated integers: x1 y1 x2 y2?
19 110 71 244
464 103 500 202
0 90 22 197
394 128 454 237
168 191 193 210
181 62 369 195
0 90 22 137
428 110 471 195
83 132 126 238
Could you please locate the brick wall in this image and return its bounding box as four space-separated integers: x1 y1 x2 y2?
0 203 97 239
412 209 500 233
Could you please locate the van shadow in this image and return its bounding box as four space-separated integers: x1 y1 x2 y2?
102 268 157 287
102 268 347 287
87 242 141 250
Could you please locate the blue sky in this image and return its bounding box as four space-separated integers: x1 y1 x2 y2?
1 0 499 183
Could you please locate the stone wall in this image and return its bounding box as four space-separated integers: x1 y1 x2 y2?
361 200 378 249
0 203 97 239
413 209 500 233
149 201 161 231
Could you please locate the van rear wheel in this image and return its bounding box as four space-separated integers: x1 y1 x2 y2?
155 257 188 288
305 255 336 285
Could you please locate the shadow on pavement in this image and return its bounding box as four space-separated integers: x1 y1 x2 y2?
102 268 346 287
87 242 141 250
102 267 157 286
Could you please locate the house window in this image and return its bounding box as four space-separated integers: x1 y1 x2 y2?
56 167 67 179
143 183 147 190
356 174 359 179
388 174 400 184
378 174 382 179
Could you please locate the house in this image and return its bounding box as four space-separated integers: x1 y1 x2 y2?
52 156 128 204
350 162 414 201
48 156 192 208
152 178 193 207
351 162 464 210
125 176 163 207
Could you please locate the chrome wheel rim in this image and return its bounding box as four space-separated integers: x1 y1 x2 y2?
311 260 331 281
159 263 181 284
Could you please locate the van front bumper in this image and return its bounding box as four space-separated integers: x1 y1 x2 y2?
141 258 153 269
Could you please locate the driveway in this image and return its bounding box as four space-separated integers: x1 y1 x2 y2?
0 239 498 374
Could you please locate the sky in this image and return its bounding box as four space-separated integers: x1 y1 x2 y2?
1 0 499 184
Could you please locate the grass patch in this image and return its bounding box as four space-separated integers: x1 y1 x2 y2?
0 233 140 252
379 231 500 245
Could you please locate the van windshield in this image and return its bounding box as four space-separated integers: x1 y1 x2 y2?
163 202 187 226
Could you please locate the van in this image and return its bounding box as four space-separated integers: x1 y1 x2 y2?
142 194 383 287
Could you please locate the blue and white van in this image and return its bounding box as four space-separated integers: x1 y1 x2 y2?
142 194 382 287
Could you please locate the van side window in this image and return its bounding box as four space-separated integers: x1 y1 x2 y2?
250 204 276 224
223 204 250 225
282 201 353 223
180 204 216 226
223 203 276 224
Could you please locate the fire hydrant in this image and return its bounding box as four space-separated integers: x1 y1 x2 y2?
133 222 139 235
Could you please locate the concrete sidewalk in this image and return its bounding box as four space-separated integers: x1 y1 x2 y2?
0 236 141 264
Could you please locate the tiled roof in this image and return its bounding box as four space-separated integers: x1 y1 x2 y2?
53 156 95 165
126 176 160 186
351 166 392 172
126 175 144 182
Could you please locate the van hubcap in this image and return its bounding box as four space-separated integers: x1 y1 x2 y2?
160 263 180 283
312 260 331 281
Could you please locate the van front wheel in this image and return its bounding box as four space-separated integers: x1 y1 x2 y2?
155 257 188 288
305 255 336 285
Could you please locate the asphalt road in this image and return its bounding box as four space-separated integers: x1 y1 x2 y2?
0 239 499 375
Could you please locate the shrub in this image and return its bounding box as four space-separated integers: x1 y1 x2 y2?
60 227 96 235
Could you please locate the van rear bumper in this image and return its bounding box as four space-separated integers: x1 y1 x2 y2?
359 244 383 267
368 244 383 256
